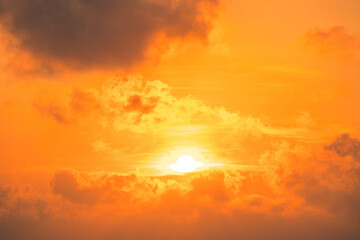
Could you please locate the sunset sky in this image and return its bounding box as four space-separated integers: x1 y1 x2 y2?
1 0 360 239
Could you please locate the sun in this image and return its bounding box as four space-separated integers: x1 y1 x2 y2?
169 155 204 173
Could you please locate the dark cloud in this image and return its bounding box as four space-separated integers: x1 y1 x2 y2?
325 134 360 161
35 102 69 123
0 0 219 69
0 185 11 207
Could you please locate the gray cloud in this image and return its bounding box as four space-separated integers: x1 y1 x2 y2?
0 185 11 207
325 134 360 161
0 0 219 69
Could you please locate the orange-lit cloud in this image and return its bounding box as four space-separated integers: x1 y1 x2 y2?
35 75 265 133
1 135 360 239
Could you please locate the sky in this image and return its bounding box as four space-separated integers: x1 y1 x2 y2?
1 0 360 239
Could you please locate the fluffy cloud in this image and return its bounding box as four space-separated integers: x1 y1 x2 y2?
261 135 360 222
36 75 266 135
0 0 219 69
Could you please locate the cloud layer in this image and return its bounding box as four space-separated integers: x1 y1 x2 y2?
1 135 360 239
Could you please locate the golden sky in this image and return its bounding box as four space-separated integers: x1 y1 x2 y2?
1 0 360 239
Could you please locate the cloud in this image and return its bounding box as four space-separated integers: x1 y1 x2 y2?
36 75 267 135
1 147 360 239
325 134 360 162
31 74 321 171
49 169 231 207
296 111 315 128
0 185 11 208
0 0 219 69
35 75 315 142
262 135 360 221
305 26 360 59
35 102 70 124
92 140 129 157
51 171 104 205
2 134 360 239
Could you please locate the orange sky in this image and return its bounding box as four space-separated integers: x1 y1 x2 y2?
1 0 360 239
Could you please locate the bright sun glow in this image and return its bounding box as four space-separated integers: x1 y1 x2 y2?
169 155 204 173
